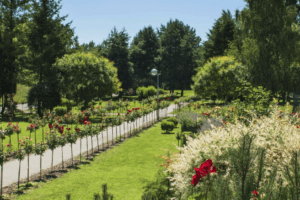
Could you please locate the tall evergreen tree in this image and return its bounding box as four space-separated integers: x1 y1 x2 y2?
157 19 201 96
129 26 159 87
99 27 132 96
0 0 31 115
202 10 235 64
27 0 75 117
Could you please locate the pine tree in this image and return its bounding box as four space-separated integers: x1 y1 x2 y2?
27 0 75 117
157 19 201 96
129 26 159 87
0 0 31 116
202 10 235 64
98 27 132 97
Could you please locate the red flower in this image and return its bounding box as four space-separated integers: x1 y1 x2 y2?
191 174 201 186
48 124 53 129
253 191 258 197
280 111 282 113
18 140 22 142
58 120 61 123
67 128 71 131
7 144 10 147
79 119 82 123
75 128 80 132
118 113 120 115
166 97 170 100
44 116 47 119
297 125 300 128
191 159 217 186
127 112 129 115
279 116 282 118
27 127 30 130
54 124 59 129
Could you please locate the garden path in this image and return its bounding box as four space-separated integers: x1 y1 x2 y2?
1 103 187 188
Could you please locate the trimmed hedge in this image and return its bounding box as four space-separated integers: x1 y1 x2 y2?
54 106 67 116
161 120 175 134
166 117 178 126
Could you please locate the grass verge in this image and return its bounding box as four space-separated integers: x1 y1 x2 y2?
13 121 180 200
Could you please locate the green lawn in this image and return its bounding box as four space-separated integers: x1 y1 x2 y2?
0 84 31 106
14 121 180 200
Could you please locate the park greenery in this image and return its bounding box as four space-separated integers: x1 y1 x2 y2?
2 0 300 199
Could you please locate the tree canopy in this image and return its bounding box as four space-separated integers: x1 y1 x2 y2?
192 56 246 101
51 52 121 108
157 19 201 96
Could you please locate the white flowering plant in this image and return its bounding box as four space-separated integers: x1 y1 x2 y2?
167 101 300 200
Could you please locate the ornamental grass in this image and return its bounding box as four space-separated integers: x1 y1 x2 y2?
167 101 300 199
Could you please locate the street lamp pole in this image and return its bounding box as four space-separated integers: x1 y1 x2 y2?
151 69 161 121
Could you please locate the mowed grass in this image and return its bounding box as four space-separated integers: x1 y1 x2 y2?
15 121 180 200
0 84 31 105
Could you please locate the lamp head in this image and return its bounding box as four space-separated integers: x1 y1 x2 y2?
151 69 158 76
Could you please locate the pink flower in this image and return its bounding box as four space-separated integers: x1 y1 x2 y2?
7 144 11 147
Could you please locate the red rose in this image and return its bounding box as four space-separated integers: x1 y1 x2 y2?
253 191 258 197
7 144 10 147
280 111 282 113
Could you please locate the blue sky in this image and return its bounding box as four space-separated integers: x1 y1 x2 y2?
59 0 247 46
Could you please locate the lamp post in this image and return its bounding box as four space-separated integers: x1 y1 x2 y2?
151 69 161 121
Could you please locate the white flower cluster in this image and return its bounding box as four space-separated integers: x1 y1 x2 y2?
167 104 300 198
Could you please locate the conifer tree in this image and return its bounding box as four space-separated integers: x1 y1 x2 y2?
27 0 75 117
0 0 31 116
157 19 201 96
129 26 159 87
98 27 132 97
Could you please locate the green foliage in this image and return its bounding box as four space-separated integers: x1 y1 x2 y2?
227 0 300 99
232 81 272 123
54 106 67 116
136 86 157 100
157 19 201 91
177 111 199 132
166 117 178 126
99 27 132 94
130 26 159 87
52 52 121 109
27 81 61 111
147 86 156 96
141 170 174 200
192 56 246 101
202 10 235 64
161 120 175 133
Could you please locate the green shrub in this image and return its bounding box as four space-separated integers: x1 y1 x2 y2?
88 100 97 108
161 120 175 134
61 98 69 106
54 106 67 116
177 111 199 132
159 88 164 94
69 100 76 106
141 170 174 200
166 117 178 126
181 131 196 146
147 86 156 97
137 87 148 100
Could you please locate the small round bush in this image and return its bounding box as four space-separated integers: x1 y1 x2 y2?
61 98 69 106
161 120 175 134
166 117 178 126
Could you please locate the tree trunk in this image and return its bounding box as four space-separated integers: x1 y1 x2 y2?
181 90 184 97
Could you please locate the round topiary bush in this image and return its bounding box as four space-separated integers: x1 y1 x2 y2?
161 120 175 134
166 117 179 126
